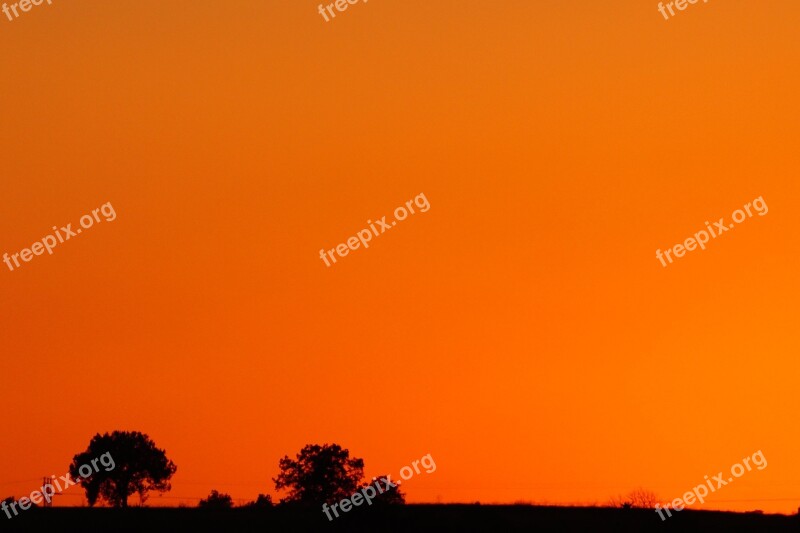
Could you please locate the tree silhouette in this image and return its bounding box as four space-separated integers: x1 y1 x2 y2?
626 487 658 508
273 444 364 505
609 487 658 509
70 431 177 508
242 494 273 509
368 474 406 505
198 490 233 509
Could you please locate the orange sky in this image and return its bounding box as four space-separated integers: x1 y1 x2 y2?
1 0 799 513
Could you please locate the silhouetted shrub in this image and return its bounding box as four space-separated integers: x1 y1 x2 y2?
198 490 234 509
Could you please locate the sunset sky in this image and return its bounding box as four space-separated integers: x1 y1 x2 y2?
2 0 799 513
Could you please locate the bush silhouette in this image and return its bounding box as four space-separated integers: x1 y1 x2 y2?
198 490 234 509
367 474 406 505
609 487 658 509
242 494 273 509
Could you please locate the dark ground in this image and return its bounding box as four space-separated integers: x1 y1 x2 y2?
2 505 798 533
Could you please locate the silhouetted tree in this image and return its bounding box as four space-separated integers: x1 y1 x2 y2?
609 488 658 509
273 443 364 505
367 474 406 505
198 490 234 509
70 430 176 508
627 488 658 508
242 494 273 509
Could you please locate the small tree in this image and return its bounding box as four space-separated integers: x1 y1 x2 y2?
628 488 658 508
70 431 177 508
609 488 658 509
368 475 406 505
273 444 364 505
242 494 273 509
198 490 234 509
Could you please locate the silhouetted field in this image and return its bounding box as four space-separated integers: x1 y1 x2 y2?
2 505 797 533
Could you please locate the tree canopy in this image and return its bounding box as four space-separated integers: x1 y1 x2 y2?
198 490 234 509
70 430 177 508
273 443 364 505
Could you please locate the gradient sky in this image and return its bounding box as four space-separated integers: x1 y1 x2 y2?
2 0 799 513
